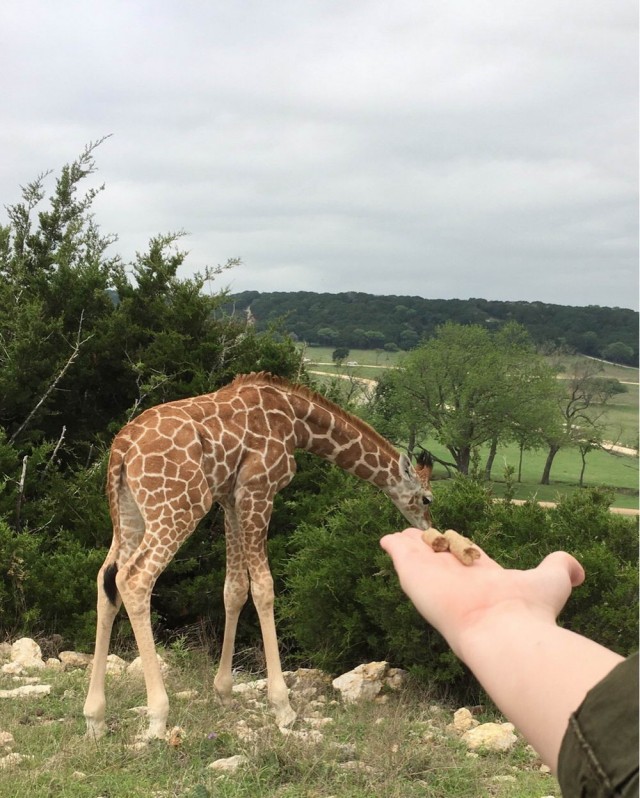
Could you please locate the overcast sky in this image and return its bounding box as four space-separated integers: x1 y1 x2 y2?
1 0 638 309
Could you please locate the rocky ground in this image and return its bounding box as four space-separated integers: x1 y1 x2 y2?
0 638 559 797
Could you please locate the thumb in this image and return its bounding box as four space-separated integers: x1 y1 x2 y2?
531 551 585 618
538 551 585 588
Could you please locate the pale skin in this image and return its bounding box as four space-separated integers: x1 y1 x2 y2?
380 528 624 774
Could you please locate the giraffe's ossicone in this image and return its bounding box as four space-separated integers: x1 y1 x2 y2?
83 371 435 740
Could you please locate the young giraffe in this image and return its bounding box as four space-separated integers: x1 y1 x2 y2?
84 371 441 740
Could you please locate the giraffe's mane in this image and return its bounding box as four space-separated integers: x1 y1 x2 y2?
230 371 400 459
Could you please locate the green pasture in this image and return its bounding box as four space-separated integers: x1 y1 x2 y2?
303 345 402 380
301 347 639 510
424 439 639 510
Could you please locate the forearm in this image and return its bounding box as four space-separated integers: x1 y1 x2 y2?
457 611 624 773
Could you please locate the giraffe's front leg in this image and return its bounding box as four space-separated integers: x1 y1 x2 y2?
250 571 297 728
236 478 297 729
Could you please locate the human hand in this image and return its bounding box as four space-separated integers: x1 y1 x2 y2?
380 528 585 658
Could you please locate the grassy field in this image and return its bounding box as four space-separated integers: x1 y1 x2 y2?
426 439 639 509
302 347 639 510
0 648 560 798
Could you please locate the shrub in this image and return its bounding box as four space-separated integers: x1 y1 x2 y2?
0 518 104 646
278 474 638 703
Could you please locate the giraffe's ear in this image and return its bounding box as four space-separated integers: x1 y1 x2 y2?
415 450 433 480
416 450 434 470
399 453 414 480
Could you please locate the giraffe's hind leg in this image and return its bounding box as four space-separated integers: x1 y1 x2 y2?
118 499 212 740
84 482 144 738
214 510 250 705
83 555 123 739
115 551 171 740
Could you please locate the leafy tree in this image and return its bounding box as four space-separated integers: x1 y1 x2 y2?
227 291 638 362
602 341 634 365
0 143 302 645
316 327 339 345
0 139 121 451
332 347 350 366
540 359 620 485
374 322 558 475
351 328 369 348
399 328 419 349
482 323 560 480
364 330 385 348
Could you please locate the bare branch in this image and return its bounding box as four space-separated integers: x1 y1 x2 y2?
44 426 67 473
8 311 92 445
15 455 28 528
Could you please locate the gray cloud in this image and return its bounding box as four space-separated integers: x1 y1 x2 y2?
1 0 637 308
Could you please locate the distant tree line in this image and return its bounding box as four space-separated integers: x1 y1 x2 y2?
227 290 638 365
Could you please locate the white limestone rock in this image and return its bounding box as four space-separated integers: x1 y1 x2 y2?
126 655 169 677
1 662 24 676
105 654 128 675
461 722 518 752
232 681 262 696
58 651 93 669
174 689 199 700
384 667 408 691
10 638 45 670
452 707 479 733
288 668 332 692
208 754 249 773
303 716 333 729
0 684 51 699
279 727 324 744
332 661 389 704
0 752 32 769
234 720 259 743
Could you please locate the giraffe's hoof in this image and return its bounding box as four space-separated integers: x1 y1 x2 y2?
133 715 168 743
133 727 166 745
275 704 297 730
84 719 107 741
215 692 236 709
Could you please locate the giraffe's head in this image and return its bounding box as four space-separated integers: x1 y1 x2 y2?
390 451 434 530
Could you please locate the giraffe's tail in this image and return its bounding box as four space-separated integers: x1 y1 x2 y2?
103 563 119 606
102 440 127 606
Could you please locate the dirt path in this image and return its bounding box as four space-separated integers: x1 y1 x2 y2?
507 499 639 516
308 370 377 388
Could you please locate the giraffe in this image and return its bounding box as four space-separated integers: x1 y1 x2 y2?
83 371 439 740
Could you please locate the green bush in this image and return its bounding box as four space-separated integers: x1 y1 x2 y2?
278 474 638 703
0 518 104 646
278 479 476 696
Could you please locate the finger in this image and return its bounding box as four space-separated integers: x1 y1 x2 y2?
539 551 586 588
380 529 433 559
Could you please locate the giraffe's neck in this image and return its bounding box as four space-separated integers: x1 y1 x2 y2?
288 390 402 489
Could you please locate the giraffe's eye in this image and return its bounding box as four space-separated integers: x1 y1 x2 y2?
422 496 432 506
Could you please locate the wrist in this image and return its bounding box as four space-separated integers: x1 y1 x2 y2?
453 602 558 663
